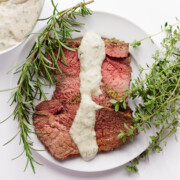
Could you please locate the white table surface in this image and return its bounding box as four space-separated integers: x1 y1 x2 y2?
0 0 180 179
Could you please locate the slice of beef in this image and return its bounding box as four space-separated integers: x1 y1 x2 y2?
65 39 129 58
52 76 80 102
55 47 80 76
33 100 134 160
101 56 132 97
104 38 129 58
52 79 114 107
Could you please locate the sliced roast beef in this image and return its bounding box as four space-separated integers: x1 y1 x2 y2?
33 38 136 161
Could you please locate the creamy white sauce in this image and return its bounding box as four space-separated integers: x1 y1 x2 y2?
70 32 105 161
0 0 42 51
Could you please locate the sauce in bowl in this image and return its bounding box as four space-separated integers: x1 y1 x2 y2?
0 0 43 52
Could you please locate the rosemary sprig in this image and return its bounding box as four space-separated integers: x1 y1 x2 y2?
111 21 180 173
2 0 93 173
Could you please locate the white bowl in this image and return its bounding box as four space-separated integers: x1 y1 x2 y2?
0 0 45 55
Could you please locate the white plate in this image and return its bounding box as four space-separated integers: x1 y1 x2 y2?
12 11 157 172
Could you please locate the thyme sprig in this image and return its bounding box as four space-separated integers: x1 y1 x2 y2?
111 21 180 173
1 0 93 173
131 18 180 49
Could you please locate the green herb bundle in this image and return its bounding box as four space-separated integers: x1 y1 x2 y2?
111 21 180 173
